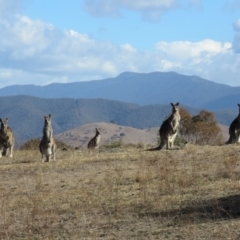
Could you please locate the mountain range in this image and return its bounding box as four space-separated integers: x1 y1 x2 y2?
0 71 238 147
0 95 236 148
0 71 239 110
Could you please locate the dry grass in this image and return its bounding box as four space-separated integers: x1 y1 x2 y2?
1 144 240 239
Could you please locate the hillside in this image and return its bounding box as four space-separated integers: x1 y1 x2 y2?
55 122 159 148
0 71 239 110
0 95 234 147
1 144 240 239
55 122 229 149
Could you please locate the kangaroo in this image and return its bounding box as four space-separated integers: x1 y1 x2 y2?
0 118 15 157
87 128 101 149
226 103 240 144
39 114 56 162
148 102 181 150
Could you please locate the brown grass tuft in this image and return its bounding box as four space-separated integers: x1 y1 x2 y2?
0 144 240 239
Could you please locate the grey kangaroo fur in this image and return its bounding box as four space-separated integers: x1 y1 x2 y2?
0 118 15 157
148 102 181 151
39 114 56 162
87 128 101 149
226 103 240 144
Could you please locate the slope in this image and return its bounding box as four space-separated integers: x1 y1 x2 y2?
55 122 159 148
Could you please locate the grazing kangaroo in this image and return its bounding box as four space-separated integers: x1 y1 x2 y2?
0 118 15 157
39 114 56 162
87 128 101 149
226 103 240 144
149 102 181 150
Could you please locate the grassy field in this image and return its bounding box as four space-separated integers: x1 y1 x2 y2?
1 143 240 239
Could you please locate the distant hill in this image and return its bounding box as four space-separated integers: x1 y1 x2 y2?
0 71 239 110
55 122 159 148
0 95 235 147
55 122 229 149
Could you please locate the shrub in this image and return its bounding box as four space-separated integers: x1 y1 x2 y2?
21 138 41 150
21 138 73 150
102 140 123 149
179 108 224 145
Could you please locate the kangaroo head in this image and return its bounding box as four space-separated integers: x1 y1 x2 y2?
44 114 52 126
0 118 9 130
96 128 100 135
171 102 180 114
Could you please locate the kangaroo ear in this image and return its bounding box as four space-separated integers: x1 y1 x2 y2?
176 102 179 106
238 103 240 107
171 103 174 107
49 114 51 118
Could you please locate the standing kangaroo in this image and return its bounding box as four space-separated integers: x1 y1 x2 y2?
149 102 181 150
0 118 15 157
226 103 240 144
87 128 101 149
39 114 56 162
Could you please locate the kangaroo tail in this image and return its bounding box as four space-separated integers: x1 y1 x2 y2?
146 141 165 151
2 149 7 156
225 139 230 144
146 145 161 151
225 136 233 144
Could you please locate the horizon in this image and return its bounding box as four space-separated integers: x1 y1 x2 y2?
0 71 239 90
0 0 240 88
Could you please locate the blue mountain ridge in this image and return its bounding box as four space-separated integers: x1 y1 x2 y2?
0 71 239 110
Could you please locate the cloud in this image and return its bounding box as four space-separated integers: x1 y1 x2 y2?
155 39 231 60
0 14 124 86
155 40 240 86
0 9 240 88
232 19 240 53
223 0 240 11
0 0 23 19
82 0 202 21
0 15 57 59
233 19 240 32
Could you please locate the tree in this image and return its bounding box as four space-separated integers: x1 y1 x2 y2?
179 108 223 145
179 108 192 142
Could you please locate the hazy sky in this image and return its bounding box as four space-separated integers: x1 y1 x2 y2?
0 0 240 88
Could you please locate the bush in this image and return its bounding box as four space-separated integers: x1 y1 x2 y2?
179 108 224 145
102 140 123 149
21 138 41 150
174 135 187 147
21 138 73 150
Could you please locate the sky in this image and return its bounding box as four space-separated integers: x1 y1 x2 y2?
0 0 240 89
